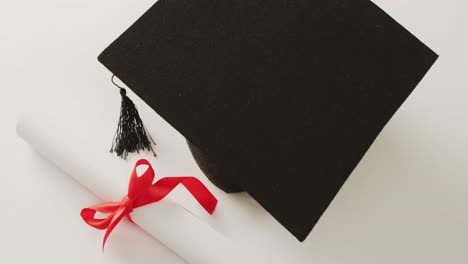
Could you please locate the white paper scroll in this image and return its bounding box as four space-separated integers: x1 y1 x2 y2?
16 98 247 264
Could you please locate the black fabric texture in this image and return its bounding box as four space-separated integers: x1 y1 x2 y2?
99 0 438 241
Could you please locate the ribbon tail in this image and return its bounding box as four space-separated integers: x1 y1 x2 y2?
102 206 127 251
144 177 218 215
181 178 218 214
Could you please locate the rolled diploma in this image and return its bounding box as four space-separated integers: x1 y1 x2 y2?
16 107 243 264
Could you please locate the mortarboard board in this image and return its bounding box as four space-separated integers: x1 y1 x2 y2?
98 0 438 241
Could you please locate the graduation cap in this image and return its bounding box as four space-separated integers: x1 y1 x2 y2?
99 0 438 242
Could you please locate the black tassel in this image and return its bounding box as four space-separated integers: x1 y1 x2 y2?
110 75 156 159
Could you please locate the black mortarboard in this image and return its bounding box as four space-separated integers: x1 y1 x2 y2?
98 0 438 241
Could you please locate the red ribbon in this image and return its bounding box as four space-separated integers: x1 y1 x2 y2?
81 159 218 250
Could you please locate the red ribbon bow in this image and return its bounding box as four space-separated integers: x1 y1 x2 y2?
81 159 218 250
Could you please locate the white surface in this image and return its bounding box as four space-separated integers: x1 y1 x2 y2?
1 0 468 263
